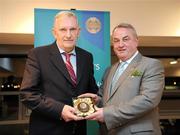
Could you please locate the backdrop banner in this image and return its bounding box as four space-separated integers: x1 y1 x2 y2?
34 8 110 135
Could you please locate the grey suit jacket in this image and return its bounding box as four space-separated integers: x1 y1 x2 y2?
98 53 164 135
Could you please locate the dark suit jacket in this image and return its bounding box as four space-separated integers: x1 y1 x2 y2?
20 42 98 135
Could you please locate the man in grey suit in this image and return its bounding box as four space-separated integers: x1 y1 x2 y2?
80 23 164 135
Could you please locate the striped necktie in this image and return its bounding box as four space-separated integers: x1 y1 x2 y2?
63 53 77 86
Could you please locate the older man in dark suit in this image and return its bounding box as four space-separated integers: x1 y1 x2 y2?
20 11 98 135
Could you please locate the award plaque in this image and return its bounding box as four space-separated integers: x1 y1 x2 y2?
73 97 96 117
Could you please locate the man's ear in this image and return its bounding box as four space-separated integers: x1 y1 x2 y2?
52 28 57 38
133 37 139 47
77 27 81 37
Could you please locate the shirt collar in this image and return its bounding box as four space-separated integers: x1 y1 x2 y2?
120 51 139 64
56 43 76 56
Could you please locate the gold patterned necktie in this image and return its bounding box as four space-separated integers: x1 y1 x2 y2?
63 53 77 86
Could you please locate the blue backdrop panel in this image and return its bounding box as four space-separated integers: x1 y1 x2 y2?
34 8 110 135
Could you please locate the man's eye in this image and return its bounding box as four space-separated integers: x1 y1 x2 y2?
70 28 78 32
59 28 66 32
123 37 129 42
70 28 76 31
113 39 119 43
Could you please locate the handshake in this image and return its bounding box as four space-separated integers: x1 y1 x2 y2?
61 93 104 122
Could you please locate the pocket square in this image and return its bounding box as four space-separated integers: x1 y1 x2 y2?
131 70 143 77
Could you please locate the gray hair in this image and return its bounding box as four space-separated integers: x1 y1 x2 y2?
54 11 79 24
112 23 138 38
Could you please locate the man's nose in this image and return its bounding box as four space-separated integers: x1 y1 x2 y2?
117 41 124 47
65 30 71 38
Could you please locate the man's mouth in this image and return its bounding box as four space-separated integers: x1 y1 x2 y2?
64 40 73 41
117 49 126 52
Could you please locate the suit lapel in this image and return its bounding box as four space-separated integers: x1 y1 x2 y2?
76 48 83 84
104 62 119 102
107 53 142 101
49 43 73 85
107 62 119 95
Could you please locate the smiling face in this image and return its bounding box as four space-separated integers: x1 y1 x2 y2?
112 27 138 61
52 13 80 53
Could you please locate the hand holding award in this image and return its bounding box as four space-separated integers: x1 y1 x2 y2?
73 97 96 117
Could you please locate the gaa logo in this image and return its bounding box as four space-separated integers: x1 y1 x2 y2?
86 17 101 34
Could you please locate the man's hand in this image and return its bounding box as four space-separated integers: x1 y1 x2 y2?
78 93 100 104
61 105 84 122
85 107 104 123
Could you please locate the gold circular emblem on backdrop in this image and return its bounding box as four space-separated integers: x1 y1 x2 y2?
86 17 101 34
